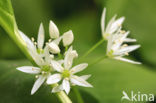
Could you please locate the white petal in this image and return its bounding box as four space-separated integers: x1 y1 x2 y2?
52 85 63 93
114 57 141 64
64 49 78 69
63 30 74 46
28 47 45 66
37 23 45 49
53 36 63 45
110 17 125 34
124 38 136 42
101 8 106 36
115 45 141 56
31 75 46 95
106 34 114 53
46 74 62 84
70 63 88 74
64 46 73 55
70 75 93 87
17 66 40 74
48 42 60 54
63 79 70 94
43 46 51 64
51 60 64 72
80 75 91 80
105 15 117 34
49 20 59 38
18 30 36 52
57 59 64 65
111 31 130 51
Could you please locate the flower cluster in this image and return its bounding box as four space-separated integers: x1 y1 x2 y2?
101 8 141 64
16 7 141 96
17 21 92 95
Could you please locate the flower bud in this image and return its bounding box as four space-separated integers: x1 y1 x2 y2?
63 30 74 46
49 20 59 39
48 42 60 54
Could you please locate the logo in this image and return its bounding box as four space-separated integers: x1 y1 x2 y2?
121 91 154 102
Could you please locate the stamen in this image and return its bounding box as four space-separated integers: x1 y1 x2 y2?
117 24 121 27
123 44 128 47
125 52 129 56
42 71 45 74
48 39 52 42
121 44 128 48
50 55 54 59
34 42 37 45
31 37 35 42
120 30 126 34
35 75 39 78
46 42 49 45
32 68 35 71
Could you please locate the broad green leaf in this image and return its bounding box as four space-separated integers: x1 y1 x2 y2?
1 59 156 103
0 0 36 64
0 60 98 103
80 58 156 103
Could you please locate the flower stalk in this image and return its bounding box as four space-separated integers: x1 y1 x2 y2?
72 87 84 103
82 39 105 58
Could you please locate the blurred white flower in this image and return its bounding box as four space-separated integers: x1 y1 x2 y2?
48 42 60 54
101 8 125 40
49 20 60 39
62 30 74 46
46 46 92 94
48 21 74 48
106 30 141 64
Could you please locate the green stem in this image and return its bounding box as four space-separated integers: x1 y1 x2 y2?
56 91 72 103
88 55 107 67
52 84 72 103
0 0 36 65
82 39 105 58
72 87 84 103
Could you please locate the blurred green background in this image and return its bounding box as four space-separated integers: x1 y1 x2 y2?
0 0 156 103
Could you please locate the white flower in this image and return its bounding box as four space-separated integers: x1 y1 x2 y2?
48 42 60 54
17 65 52 95
17 23 58 94
106 30 141 64
62 30 74 46
17 21 76 95
49 20 60 39
101 8 125 40
48 20 74 50
46 46 92 94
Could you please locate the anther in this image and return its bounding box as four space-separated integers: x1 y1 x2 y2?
31 37 35 42
125 52 129 56
34 42 37 45
48 39 52 42
35 75 39 78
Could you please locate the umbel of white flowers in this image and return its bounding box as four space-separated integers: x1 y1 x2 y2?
47 46 92 94
16 20 92 95
101 8 141 64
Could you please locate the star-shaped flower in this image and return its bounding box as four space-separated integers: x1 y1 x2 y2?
101 8 125 40
17 23 57 95
46 46 93 94
106 29 141 64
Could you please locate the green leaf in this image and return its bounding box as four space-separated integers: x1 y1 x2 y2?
0 60 98 103
1 59 156 103
80 58 156 103
0 60 59 103
0 0 36 65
